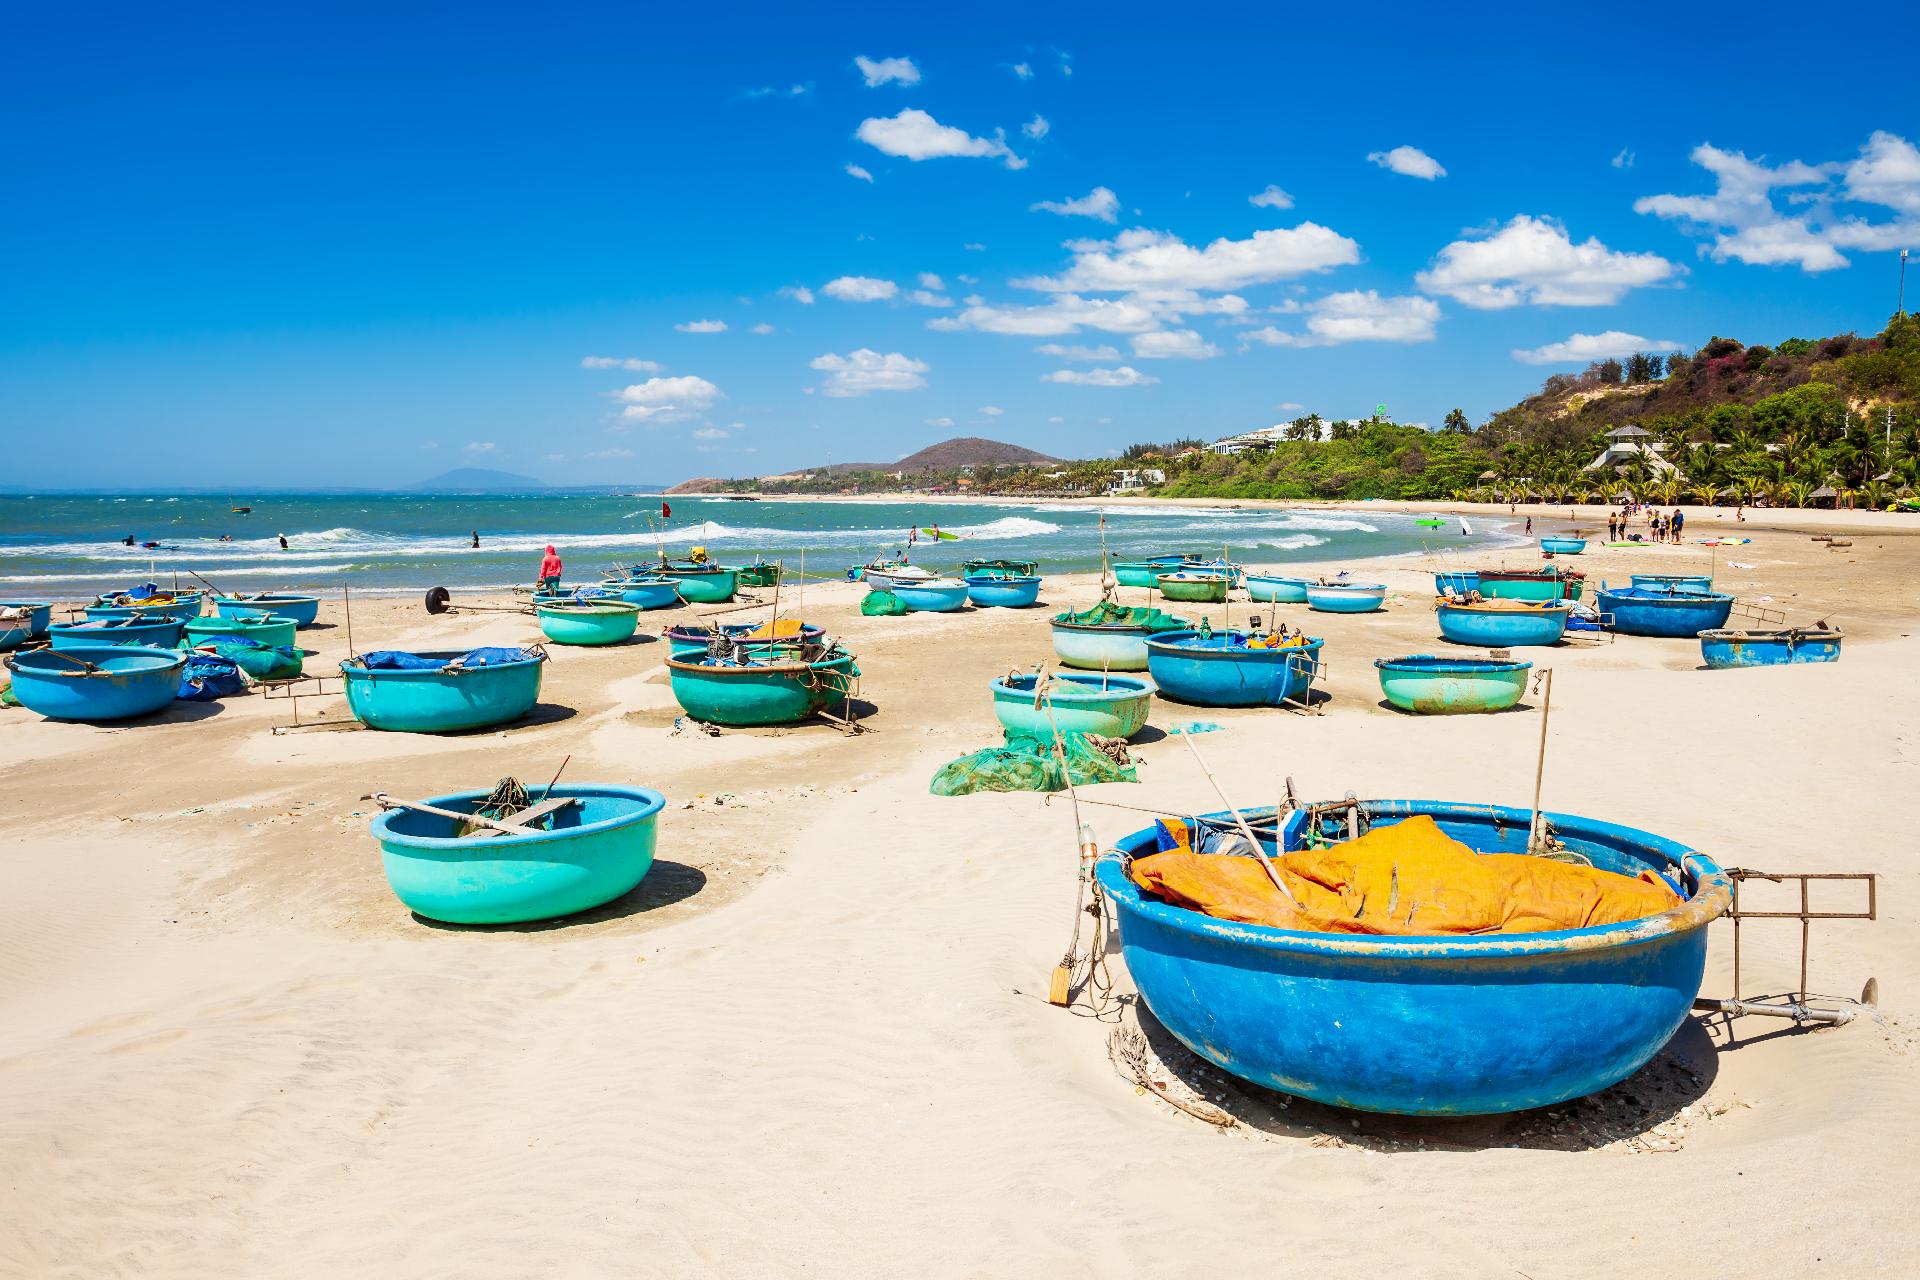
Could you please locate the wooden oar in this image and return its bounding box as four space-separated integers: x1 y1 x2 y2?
371 792 546 836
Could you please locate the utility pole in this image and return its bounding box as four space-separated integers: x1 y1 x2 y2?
1902 249 1910 316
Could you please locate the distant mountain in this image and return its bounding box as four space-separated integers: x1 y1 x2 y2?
788 436 1061 478
409 467 549 493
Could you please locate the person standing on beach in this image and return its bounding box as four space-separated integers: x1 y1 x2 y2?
1525 516 1533 536
538 545 563 593
1671 508 1685 540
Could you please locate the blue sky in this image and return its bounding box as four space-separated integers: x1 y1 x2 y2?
4 3 1918 488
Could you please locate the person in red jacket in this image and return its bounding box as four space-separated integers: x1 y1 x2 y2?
538 545 563 592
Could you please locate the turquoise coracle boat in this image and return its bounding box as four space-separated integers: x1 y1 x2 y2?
989 672 1153 739
372 784 664 924
4 644 187 721
212 593 321 628
1244 574 1309 603
1436 599 1570 647
1540 537 1587 555
964 574 1043 608
1375 654 1532 713
86 591 205 624
1305 581 1386 613
1050 602 1192 672
342 648 547 732
536 600 642 646
49 614 185 651
1099 798 1730 1115
1145 630 1323 707
651 565 737 603
185 613 298 651
665 621 826 659
1630 573 1714 593
1113 554 1199 587
667 644 858 727
889 578 969 613
0 600 53 651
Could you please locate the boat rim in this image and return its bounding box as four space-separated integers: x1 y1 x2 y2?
1437 599 1573 614
1307 581 1386 592
372 783 666 851
1144 629 1325 655
1597 586 1735 604
6 643 189 674
340 650 548 677
664 649 854 676
1098 798 1731 959
1698 627 1843 642
1374 654 1533 673
535 600 644 615
991 671 1152 700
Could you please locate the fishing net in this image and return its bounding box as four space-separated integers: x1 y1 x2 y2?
861 590 912 617
1051 600 1190 632
929 730 1137 797
194 636 303 682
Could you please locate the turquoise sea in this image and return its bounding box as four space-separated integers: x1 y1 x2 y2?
0 493 1520 596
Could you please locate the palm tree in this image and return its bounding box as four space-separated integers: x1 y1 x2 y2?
1689 484 1717 507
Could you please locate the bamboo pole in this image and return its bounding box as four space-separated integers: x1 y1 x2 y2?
1528 667 1554 853
1180 731 1299 905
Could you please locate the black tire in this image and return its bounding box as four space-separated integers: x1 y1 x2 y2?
425 586 451 615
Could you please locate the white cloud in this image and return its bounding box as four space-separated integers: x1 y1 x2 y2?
1023 114 1050 140
1035 342 1121 360
580 356 662 372
854 55 920 87
676 319 728 333
749 322 776 335
692 426 730 440
587 446 636 460
1031 186 1119 222
963 242 987 251
1131 329 1219 359
1275 402 1305 411
845 163 874 183
779 285 815 305
979 405 1004 415
1612 148 1636 170
1512 331 1684 365
932 293 1161 336
1635 133 1920 272
464 441 496 454
1249 184 1294 210
856 109 1024 169
908 289 953 308
744 84 810 100
1011 62 1033 80
822 275 899 302
1015 224 1361 293
1368 145 1446 180
810 349 929 396
1417 215 1678 308
618 374 723 422
918 272 945 290
1047 415 1065 424
925 416 954 427
1042 366 1158 387
1241 291 1440 347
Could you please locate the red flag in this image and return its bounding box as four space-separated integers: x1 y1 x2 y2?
661 501 672 519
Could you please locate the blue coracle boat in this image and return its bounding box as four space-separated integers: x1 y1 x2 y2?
213 593 321 628
48 614 186 651
600 577 684 609
1435 600 1570 647
888 578 970 612
4 644 187 721
1630 574 1714 593
372 784 664 924
989 672 1153 739
1244 574 1309 604
1432 571 1479 597
1698 628 1843 669
1097 798 1730 1115
1540 537 1587 555
1596 585 1735 637
0 600 53 651
342 648 547 732
86 591 205 624
1305 581 1386 613
1145 630 1323 707
964 574 1043 608
1375 655 1532 713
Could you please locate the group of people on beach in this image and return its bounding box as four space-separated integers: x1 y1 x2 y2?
1608 507 1685 543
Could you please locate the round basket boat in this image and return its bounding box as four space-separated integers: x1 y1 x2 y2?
1540 537 1587 555
48 614 186 651
1050 608 1192 672
86 591 205 623
371 784 665 925
1114 556 1196 588
1305 582 1386 613
1433 571 1480 597
1477 569 1583 602
4 644 186 721
212 593 321 628
1375 654 1532 713
651 566 737 604
1145 630 1324 707
889 578 969 613
0 600 53 651
1097 798 1731 1116
989 672 1153 739
666 646 858 727
535 600 642 646
1698 628 1843 669
599 577 684 610
964 574 1043 608
184 612 298 651
1244 574 1310 604
1595 585 1735 638
341 650 547 733
1435 599 1570 647
665 621 826 659
1155 572 1228 604
1630 573 1714 593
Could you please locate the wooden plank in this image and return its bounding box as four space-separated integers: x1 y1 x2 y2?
468 796 577 838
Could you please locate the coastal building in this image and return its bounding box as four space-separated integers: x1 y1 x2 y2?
1111 467 1166 493
1583 424 1680 475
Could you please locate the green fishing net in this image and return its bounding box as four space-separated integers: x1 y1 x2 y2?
860 590 913 616
1050 600 1191 632
929 730 1137 796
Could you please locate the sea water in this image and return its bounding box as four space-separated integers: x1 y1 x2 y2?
0 493 1518 595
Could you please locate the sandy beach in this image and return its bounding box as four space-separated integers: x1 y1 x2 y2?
4 510 1919 1278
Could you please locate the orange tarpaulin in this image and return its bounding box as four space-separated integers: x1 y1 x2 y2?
1129 814 1678 936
